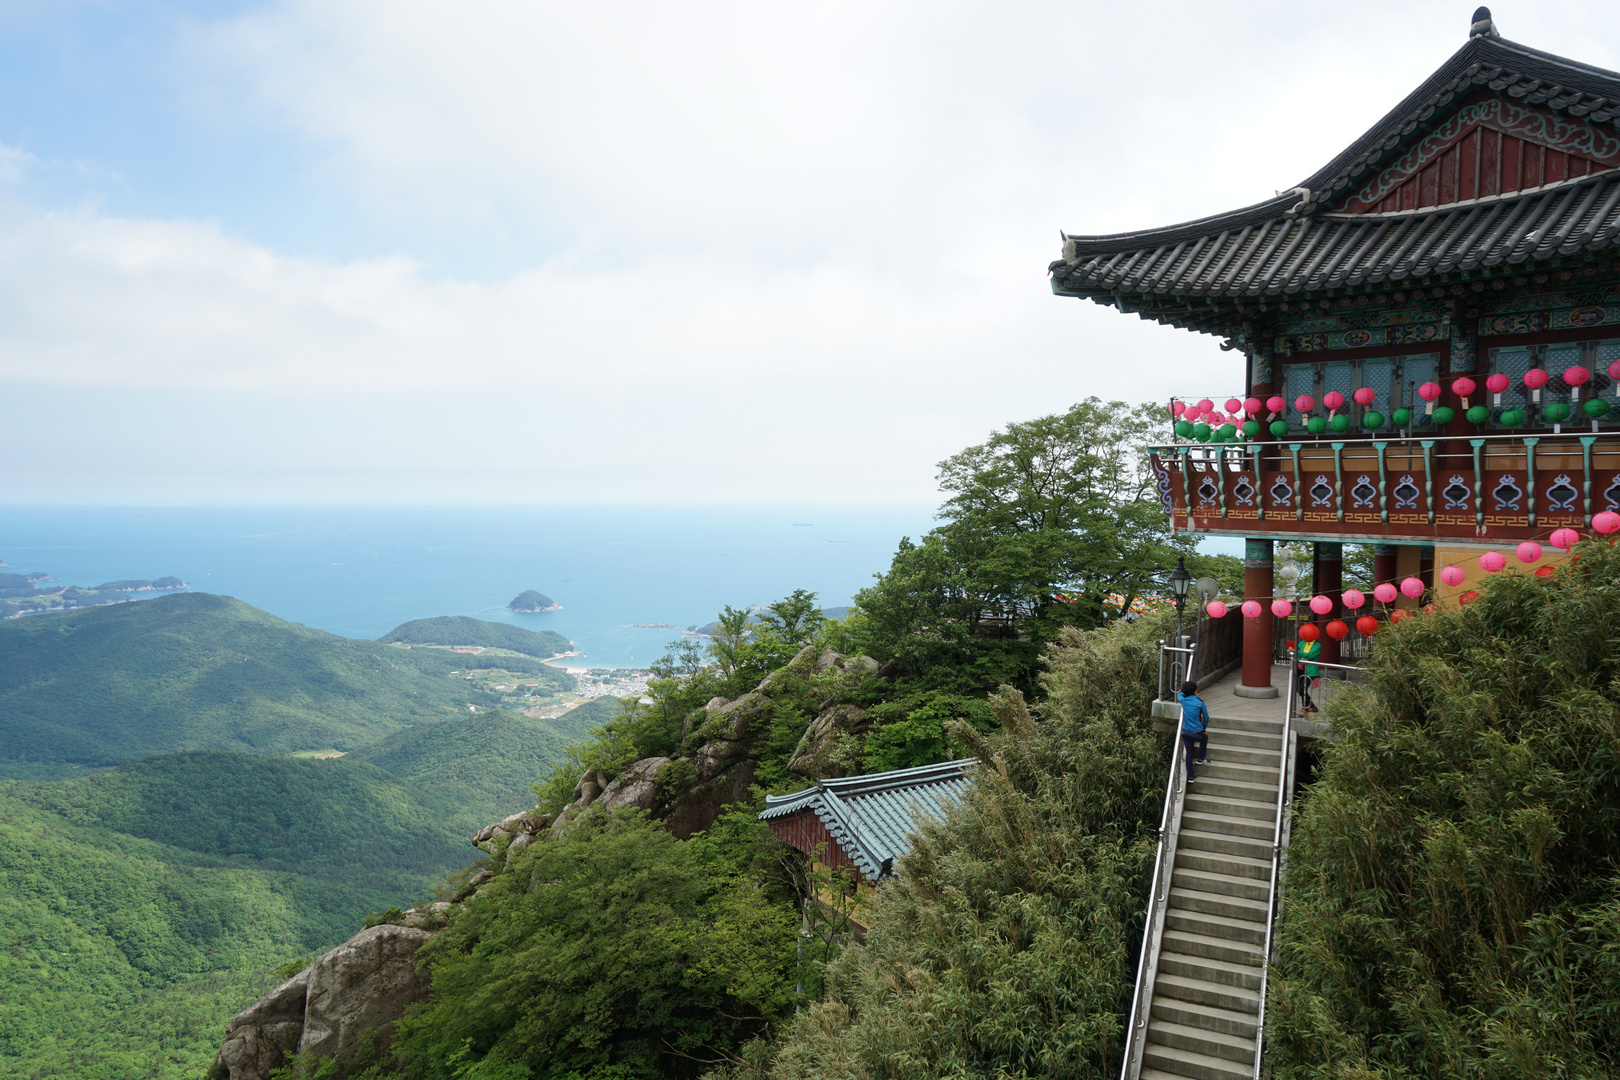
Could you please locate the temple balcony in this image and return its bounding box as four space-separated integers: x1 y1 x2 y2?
1150 428 1620 543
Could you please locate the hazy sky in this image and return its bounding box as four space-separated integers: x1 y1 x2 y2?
3 1 1617 504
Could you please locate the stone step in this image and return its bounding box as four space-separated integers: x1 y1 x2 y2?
1181 810 1275 841
1185 776 1279 804
1205 714 1284 734
1203 728 1283 750
1159 948 1265 991
1164 907 1269 946
1195 745 1283 768
1192 760 1280 786
1160 928 1265 967
1145 1018 1257 1067
1152 983 1260 1027
1178 827 1273 862
1168 885 1269 924
1173 847 1271 882
1172 865 1272 903
1186 793 1274 822
1141 1063 1249 1080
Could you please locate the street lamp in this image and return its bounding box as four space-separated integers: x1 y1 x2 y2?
1168 555 1192 643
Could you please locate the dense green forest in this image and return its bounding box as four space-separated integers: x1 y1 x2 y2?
347 712 580 814
0 750 502 1080
378 615 572 658
0 593 577 778
506 590 557 611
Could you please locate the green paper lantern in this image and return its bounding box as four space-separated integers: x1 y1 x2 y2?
1194 422 1212 442
1217 423 1237 442
1466 404 1490 424
1500 407 1526 427
1307 416 1327 435
1329 414 1350 433
1584 398 1611 418
1362 410 1385 430
1392 407 1411 426
1241 419 1261 439
1545 402 1571 422
1432 406 1456 425
1269 420 1289 438
1175 420 1193 438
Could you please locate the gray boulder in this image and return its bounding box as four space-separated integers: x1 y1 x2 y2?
596 756 673 812
788 703 871 779
298 924 436 1070
209 968 310 1080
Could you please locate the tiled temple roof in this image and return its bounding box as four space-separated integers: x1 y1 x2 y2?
1049 30 1620 317
759 759 974 880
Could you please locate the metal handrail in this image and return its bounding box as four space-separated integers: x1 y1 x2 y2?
1251 656 1359 1080
1121 642 1196 1080
1152 425 1618 453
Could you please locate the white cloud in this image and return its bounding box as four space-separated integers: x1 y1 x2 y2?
5 1 1620 502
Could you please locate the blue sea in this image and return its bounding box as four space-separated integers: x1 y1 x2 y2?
0 506 941 668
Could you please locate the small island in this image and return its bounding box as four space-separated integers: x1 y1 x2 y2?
507 590 560 612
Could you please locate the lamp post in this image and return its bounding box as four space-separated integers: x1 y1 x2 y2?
1168 555 1192 644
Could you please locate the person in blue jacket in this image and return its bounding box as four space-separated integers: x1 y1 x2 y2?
1177 680 1209 782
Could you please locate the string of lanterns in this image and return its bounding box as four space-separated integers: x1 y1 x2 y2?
1170 359 1620 443
1190 516 1620 637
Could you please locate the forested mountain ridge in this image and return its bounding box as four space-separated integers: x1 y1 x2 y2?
378 615 572 657
0 593 578 779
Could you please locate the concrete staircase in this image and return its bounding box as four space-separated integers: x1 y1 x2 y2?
1138 711 1284 1080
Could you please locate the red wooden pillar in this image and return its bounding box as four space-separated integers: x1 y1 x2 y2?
1373 544 1399 593
1314 541 1343 666
1237 538 1278 698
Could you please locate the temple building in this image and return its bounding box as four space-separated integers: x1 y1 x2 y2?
1050 8 1620 697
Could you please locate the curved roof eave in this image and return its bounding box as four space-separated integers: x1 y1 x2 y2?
1059 34 1620 256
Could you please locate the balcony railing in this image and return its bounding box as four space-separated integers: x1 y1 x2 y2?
1150 428 1620 542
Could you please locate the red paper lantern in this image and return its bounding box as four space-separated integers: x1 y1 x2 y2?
1356 615 1379 637
1325 619 1349 641
1390 609 1408 624
1535 565 1556 579
1298 623 1320 642
1459 590 1480 606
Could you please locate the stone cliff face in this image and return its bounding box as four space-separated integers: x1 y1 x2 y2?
214 644 890 1077
210 922 438 1080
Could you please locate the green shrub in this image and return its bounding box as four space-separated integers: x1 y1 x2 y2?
1267 541 1620 1078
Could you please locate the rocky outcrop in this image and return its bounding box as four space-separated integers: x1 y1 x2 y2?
211 969 310 1080
472 809 552 856
210 924 436 1080
299 925 436 1069
787 702 871 779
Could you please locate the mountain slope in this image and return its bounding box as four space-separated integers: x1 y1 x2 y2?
347 711 574 816
378 615 572 658
0 593 576 777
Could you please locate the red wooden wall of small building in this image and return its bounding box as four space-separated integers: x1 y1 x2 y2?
766 809 863 881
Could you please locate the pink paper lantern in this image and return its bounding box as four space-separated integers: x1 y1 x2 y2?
1342 589 1365 609
1224 398 1243 415
1323 391 1345 411
1609 360 1620 381
1170 400 1187 417
1440 565 1465 587
1417 381 1442 402
1564 366 1590 386
1270 599 1292 619
1516 541 1542 564
1486 373 1510 394
1550 527 1580 550
1197 398 1214 414
1452 377 1476 397
1241 600 1262 619
1206 600 1228 619
1594 510 1620 535
1480 551 1506 573
1309 594 1332 615
1523 368 1549 390
1244 397 1263 416
1373 582 1398 604
1294 394 1316 413
1400 576 1425 599
1353 387 1376 406
1265 395 1285 414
